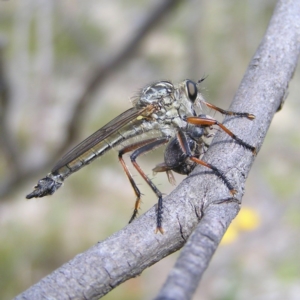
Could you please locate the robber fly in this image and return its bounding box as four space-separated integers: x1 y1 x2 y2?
26 79 256 233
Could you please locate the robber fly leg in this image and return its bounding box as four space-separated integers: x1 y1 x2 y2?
202 100 255 120
119 137 169 233
187 116 256 154
129 137 170 234
176 129 237 195
119 138 160 223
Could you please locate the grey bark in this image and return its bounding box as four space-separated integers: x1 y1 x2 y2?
15 0 300 299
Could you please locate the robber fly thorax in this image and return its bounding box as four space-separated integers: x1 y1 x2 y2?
26 79 256 233
134 80 201 135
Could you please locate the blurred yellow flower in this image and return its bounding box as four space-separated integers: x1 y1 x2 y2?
221 207 260 244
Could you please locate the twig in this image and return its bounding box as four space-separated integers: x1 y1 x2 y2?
0 37 23 173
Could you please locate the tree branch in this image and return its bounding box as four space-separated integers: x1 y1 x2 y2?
155 0 300 298
15 0 300 299
0 38 20 171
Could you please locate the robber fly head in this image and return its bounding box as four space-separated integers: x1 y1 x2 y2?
174 79 205 118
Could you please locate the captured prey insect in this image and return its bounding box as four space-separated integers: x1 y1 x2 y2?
26 79 256 233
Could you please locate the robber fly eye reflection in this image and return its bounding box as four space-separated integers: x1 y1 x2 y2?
26 79 256 234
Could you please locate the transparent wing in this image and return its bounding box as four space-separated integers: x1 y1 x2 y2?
52 106 149 172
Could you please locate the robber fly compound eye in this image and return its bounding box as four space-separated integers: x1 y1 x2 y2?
185 80 198 103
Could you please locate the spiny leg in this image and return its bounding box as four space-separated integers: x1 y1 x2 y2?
186 116 256 154
119 137 166 223
176 129 237 195
129 137 170 234
119 137 169 232
201 100 255 120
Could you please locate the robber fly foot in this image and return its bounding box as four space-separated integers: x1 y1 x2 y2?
154 196 164 234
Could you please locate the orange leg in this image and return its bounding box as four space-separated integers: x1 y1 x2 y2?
119 137 169 233
202 100 255 120
129 138 170 234
186 116 256 154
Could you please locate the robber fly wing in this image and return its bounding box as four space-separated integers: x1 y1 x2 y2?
52 106 149 172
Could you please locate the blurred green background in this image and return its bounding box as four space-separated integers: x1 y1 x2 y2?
1 0 300 299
